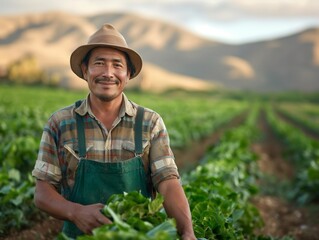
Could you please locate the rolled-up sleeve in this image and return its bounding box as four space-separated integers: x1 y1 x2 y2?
149 116 180 189
32 118 62 187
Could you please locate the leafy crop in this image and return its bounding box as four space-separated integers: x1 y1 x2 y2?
182 105 263 239
266 105 319 204
2 85 311 239
57 191 177 240
0 168 42 235
1 86 248 236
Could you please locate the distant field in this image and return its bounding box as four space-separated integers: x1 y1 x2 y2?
1 84 319 239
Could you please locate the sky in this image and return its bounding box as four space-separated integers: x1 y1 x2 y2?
2 0 319 44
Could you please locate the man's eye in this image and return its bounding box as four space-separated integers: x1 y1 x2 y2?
114 62 124 68
94 61 104 65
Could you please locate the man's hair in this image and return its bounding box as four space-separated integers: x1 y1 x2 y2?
81 48 136 77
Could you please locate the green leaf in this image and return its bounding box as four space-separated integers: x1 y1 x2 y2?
148 194 164 214
146 219 177 239
232 209 244 222
8 168 21 182
103 205 132 231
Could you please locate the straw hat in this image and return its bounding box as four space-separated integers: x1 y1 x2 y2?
70 24 142 80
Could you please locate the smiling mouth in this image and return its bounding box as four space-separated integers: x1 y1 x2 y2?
96 79 120 85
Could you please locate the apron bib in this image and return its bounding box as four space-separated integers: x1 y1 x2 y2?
62 103 150 238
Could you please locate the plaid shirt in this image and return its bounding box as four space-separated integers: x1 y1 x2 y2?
32 93 179 192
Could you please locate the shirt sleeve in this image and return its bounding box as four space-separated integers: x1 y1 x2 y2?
32 115 62 187
149 114 180 189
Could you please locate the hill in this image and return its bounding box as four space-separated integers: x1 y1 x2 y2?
0 11 318 92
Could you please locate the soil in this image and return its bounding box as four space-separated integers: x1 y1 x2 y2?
1 110 319 240
251 111 319 240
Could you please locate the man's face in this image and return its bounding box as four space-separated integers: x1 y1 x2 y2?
81 47 130 102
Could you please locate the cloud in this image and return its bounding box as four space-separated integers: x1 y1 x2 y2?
2 0 319 18
2 0 319 44
232 0 319 17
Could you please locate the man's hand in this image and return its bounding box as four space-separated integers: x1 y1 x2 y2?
34 180 112 235
71 203 112 234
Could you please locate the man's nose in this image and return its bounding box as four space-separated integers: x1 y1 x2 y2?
101 65 114 78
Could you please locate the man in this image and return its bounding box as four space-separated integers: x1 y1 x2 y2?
32 23 196 239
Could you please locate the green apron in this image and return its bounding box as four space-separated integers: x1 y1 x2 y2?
62 103 151 238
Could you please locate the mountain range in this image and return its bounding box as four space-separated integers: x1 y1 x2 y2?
0 11 318 92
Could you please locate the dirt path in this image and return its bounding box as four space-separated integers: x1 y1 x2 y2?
276 109 319 141
251 111 319 240
173 112 246 172
0 113 246 240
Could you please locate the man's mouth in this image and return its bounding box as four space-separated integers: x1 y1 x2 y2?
96 79 120 85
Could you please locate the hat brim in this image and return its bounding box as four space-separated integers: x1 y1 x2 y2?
70 43 142 80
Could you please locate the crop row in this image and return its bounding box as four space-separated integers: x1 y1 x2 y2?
62 103 295 239
275 102 319 136
0 86 248 236
266 105 319 204
4 85 312 239
182 104 263 239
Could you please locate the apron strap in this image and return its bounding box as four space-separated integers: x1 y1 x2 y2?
61 100 84 199
135 106 155 199
75 100 86 158
134 106 144 155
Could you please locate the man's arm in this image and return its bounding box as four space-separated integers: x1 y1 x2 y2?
34 180 111 234
158 178 196 240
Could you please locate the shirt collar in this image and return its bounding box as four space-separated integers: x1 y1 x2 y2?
75 93 136 118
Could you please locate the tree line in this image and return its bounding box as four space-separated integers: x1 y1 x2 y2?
1 54 60 86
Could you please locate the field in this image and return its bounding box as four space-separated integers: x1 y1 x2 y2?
0 85 319 240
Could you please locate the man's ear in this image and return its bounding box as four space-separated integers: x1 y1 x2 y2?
127 70 131 82
81 63 88 80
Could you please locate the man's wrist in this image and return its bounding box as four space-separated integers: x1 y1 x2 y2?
181 231 196 240
67 202 80 222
